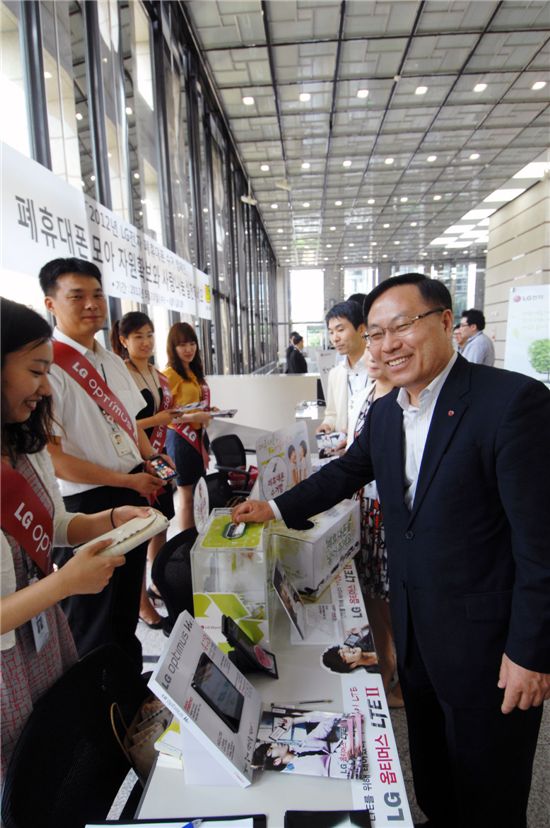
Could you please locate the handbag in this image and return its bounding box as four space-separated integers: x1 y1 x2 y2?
110 695 171 783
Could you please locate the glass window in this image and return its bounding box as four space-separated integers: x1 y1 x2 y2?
0 1 31 157
344 267 376 298
290 269 324 343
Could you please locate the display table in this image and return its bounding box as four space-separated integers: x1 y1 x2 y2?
137 563 413 827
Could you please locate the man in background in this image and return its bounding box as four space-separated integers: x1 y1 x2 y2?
459 308 495 365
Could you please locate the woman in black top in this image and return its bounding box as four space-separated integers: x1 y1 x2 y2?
285 332 308 374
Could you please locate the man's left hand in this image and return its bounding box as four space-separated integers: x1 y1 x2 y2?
498 653 550 714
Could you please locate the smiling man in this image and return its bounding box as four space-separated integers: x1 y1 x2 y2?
38 257 165 667
233 273 550 828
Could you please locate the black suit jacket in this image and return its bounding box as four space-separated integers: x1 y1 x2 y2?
276 356 550 706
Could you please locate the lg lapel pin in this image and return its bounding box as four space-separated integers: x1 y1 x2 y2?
448 410 455 416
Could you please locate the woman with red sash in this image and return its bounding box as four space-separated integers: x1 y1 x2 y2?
163 323 212 532
0 299 148 779
112 312 184 631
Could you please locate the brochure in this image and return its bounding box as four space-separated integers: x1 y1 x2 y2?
253 707 366 780
148 611 262 787
255 421 311 499
272 559 306 640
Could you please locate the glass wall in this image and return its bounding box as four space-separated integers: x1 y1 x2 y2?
3 0 278 374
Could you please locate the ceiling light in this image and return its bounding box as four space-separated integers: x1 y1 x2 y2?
349 243 354 247
277 228 283 233
260 163 270 172
431 237 455 245
326 244 332 248
531 81 546 91
335 200 342 206
90 175 96 182
357 89 369 99
415 86 428 95
44 71 52 80
330 226 336 231
445 241 472 249
286 259 290 263
427 155 437 162
410 221 417 227
383 223 390 228
400 197 408 203
513 162 550 179
133 172 140 179
383 254 388 258
343 256 348 260
301 161 311 170
75 112 83 121
367 198 375 205
469 153 480 160
473 83 487 93
125 106 133 115
394 240 400 245
483 188 525 203
202 207 208 213
299 92 311 102
343 160 352 168
443 251 448 255
282 246 287 250
271 203 278 209
242 96 255 105
433 195 442 201
385 157 394 165
356 225 363 230
371 241 377 246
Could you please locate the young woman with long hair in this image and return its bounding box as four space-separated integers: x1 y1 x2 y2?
163 322 212 531
0 298 148 778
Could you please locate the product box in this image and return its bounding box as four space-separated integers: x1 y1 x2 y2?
191 508 275 647
270 499 361 599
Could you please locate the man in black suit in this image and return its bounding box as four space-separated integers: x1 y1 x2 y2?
233 274 550 828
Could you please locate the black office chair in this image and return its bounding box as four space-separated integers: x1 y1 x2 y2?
210 434 257 497
1 644 149 828
151 527 198 626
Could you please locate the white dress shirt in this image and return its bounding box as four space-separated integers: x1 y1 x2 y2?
397 353 457 509
49 328 145 497
461 330 495 367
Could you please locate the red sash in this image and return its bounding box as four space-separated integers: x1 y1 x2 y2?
1 462 54 575
53 340 137 445
170 383 210 470
149 372 173 456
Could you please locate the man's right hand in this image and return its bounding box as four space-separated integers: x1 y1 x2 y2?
232 500 275 524
129 472 166 497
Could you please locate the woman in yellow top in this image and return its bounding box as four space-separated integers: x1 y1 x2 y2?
163 323 212 530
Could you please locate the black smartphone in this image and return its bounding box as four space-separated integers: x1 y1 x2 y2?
149 455 177 481
222 615 278 678
191 652 245 733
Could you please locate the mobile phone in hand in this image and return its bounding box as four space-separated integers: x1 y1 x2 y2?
149 455 177 481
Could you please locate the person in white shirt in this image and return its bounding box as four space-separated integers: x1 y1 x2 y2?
232 273 550 828
316 300 370 440
38 258 167 667
459 308 495 366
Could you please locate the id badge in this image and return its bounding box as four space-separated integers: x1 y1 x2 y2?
109 427 132 457
29 578 50 653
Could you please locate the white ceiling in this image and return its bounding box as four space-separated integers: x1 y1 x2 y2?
183 0 550 268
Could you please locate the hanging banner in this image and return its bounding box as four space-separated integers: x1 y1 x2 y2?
504 285 549 383
0 142 211 320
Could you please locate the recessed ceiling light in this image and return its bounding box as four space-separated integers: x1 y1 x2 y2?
330 226 336 231
400 197 408 203
343 160 352 168
277 228 283 233
202 207 208 213
299 92 311 102
469 153 480 160
260 163 270 172
357 88 369 98
410 222 417 227
367 198 375 205
433 195 442 201
301 161 311 170
383 223 390 228
382 254 388 258
531 81 546 91
349 243 354 247
473 83 487 93
271 203 278 209
443 251 448 255
133 172 140 179
125 106 133 115
394 240 400 245
75 112 83 121
324 257 329 260
427 155 437 163
335 200 342 206
363 255 368 259
371 241 377 246
286 259 290 262
343 256 348 260
483 188 525 203
385 157 394 165
356 224 363 230
415 85 428 95
326 244 332 248
90 175 96 182
242 96 255 105
282 246 287 250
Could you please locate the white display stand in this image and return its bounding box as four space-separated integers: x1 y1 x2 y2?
138 563 413 826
